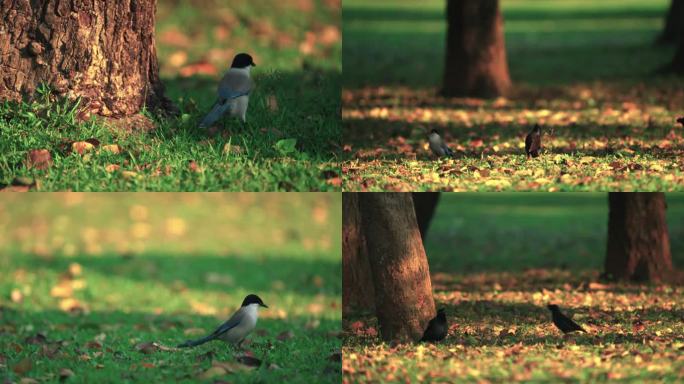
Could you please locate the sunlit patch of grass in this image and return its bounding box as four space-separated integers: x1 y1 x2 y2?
343 270 684 382
0 194 341 383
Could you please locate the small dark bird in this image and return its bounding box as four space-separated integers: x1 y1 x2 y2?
547 304 586 334
428 129 455 158
525 124 542 159
419 308 448 342
677 117 684 127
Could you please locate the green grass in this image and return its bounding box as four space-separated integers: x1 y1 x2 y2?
0 193 342 383
343 193 684 382
0 0 341 191
342 0 684 191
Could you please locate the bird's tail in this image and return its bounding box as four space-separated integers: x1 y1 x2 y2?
199 100 231 128
177 334 214 348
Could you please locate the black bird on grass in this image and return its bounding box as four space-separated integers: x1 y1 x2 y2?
547 304 586 334
419 308 448 342
525 124 542 159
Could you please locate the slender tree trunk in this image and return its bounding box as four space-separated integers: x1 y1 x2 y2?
412 192 440 241
342 193 375 315
605 193 673 282
359 193 435 342
656 0 684 45
0 0 175 118
442 0 511 97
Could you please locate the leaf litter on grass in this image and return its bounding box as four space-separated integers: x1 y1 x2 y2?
342 83 684 191
343 269 684 382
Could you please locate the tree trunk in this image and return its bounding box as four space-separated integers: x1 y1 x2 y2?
656 0 684 45
442 0 511 98
412 192 440 241
0 0 174 118
359 193 435 342
605 192 673 282
342 193 375 315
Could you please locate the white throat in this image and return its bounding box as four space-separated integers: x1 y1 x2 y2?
230 66 251 76
243 303 260 319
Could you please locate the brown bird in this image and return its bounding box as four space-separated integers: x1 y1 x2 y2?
525 124 542 159
677 117 684 127
547 304 586 334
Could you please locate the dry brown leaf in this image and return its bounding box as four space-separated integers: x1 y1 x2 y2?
12 357 32 375
276 330 294 340
72 141 95 154
59 368 74 380
26 149 52 170
11 289 23 303
100 144 122 154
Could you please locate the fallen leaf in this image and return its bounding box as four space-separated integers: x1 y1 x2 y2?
13 357 32 375
267 94 279 112
72 141 95 155
26 149 52 170
59 368 74 381
135 342 158 354
276 330 294 340
100 144 122 154
236 355 262 367
24 333 48 345
11 289 23 303
69 263 82 277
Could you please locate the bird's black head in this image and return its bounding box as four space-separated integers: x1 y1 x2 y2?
547 304 559 312
532 124 541 133
436 308 446 317
242 294 268 308
677 117 684 124
231 53 256 69
430 129 440 135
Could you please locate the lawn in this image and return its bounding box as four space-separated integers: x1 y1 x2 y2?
343 193 684 382
342 0 684 191
0 0 341 191
0 193 342 383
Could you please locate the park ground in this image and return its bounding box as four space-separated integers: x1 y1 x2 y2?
0 193 342 383
0 0 341 191
342 0 684 191
343 193 684 382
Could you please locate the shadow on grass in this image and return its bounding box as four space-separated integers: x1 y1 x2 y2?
343 118 679 160
12 253 341 297
161 68 341 160
344 300 681 347
0 307 341 383
343 7 665 24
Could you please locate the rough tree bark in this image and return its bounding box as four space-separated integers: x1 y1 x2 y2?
342 193 375 315
412 192 440 241
359 193 435 342
442 0 511 97
0 0 174 118
605 193 674 282
656 0 684 45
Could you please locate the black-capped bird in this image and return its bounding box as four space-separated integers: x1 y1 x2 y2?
677 117 684 127
177 294 268 348
525 124 542 159
419 308 448 342
547 304 586 334
428 129 455 158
